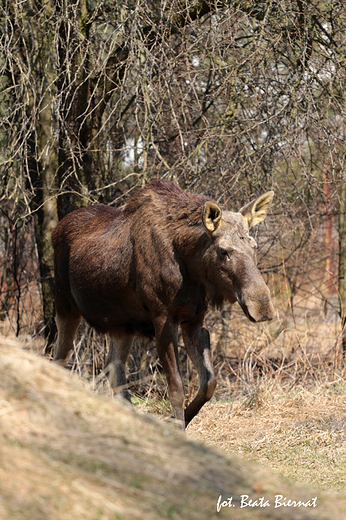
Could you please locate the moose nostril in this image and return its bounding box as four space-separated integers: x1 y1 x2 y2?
260 313 273 322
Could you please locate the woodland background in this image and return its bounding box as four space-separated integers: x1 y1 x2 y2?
1 0 346 396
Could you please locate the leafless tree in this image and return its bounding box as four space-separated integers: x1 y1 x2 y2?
1 0 346 369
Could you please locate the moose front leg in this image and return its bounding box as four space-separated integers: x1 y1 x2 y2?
154 316 185 428
181 319 217 427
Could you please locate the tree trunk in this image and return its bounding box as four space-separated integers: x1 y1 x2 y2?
26 2 59 346
338 180 346 356
324 176 334 298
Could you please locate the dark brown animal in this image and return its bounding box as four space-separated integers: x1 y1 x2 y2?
52 180 275 428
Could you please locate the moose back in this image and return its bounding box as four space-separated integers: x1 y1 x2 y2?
52 180 275 428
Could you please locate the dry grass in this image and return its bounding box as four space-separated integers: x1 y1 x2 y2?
2 336 346 520
187 381 346 491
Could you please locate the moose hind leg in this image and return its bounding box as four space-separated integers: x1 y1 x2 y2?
53 309 82 366
104 335 133 403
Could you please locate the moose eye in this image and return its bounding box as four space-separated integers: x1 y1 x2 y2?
219 248 229 259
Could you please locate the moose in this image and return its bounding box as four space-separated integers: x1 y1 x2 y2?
52 180 275 428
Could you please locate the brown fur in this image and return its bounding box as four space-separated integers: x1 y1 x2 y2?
52 180 275 428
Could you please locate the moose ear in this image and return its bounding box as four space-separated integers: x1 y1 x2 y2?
239 191 274 228
202 201 222 237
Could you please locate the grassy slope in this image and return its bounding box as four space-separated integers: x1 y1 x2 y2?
1 337 346 520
